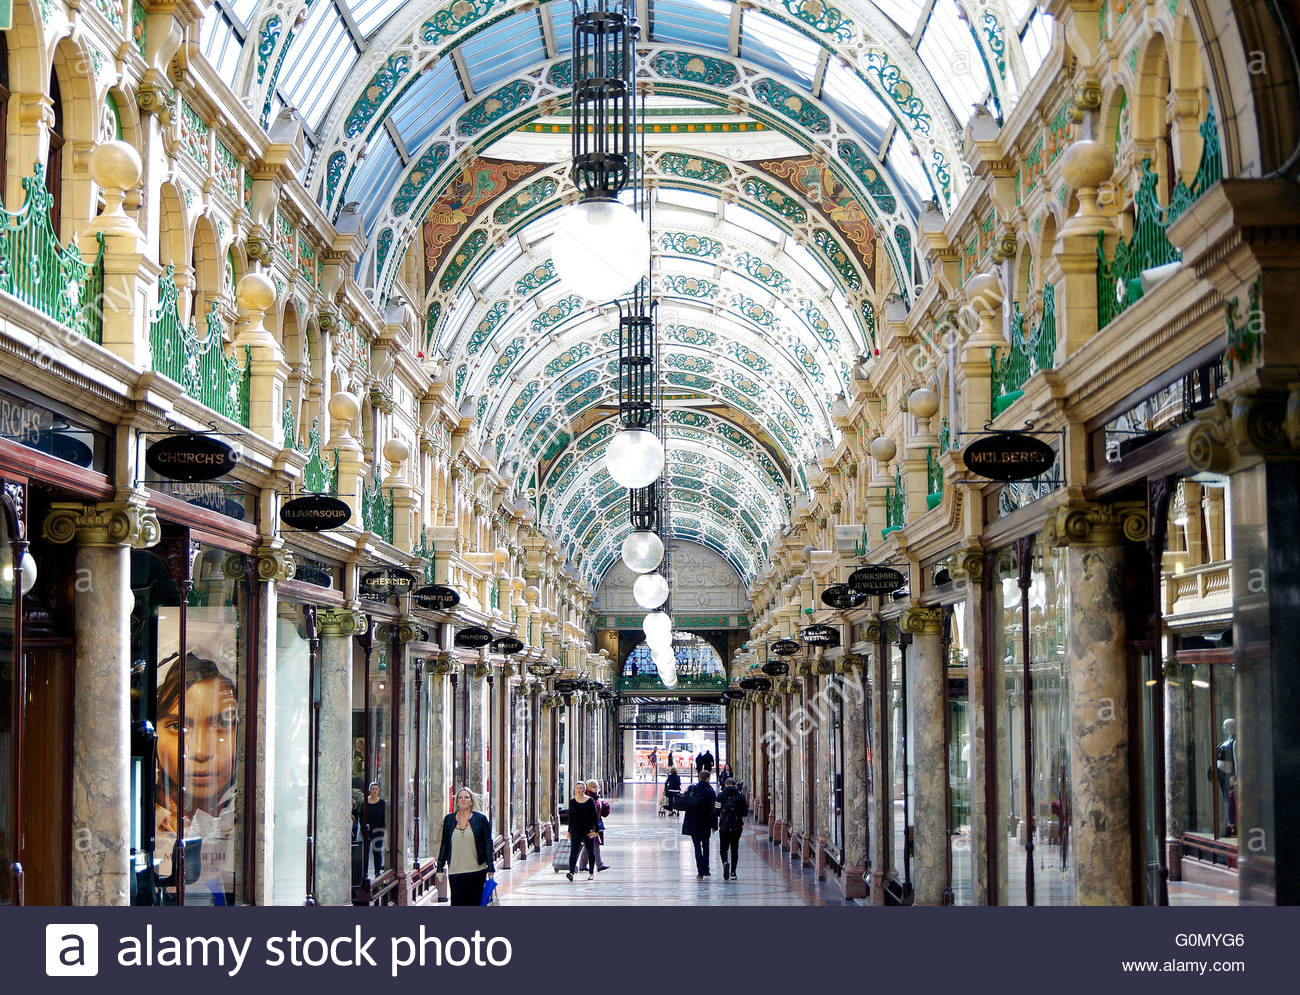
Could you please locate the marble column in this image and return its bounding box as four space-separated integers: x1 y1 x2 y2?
903 605 946 905
839 655 869 899
490 672 510 867
1047 500 1148 905
466 662 485 798
427 668 448 864
43 494 160 906
314 605 368 906
950 545 989 904
1165 679 1189 880
866 625 889 904
538 695 554 837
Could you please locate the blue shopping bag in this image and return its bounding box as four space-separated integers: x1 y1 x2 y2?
481 877 499 906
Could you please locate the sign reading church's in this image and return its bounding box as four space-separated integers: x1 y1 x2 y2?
146 434 239 482
280 495 351 531
962 432 1056 481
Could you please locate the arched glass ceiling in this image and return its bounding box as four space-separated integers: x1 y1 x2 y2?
200 2 1054 262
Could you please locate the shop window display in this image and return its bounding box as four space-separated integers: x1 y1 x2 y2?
352 635 392 884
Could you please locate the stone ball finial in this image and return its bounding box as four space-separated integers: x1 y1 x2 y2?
869 435 898 463
329 390 361 424
382 437 410 465
1061 139 1114 191
525 585 540 603
237 272 276 313
493 546 510 565
89 141 142 192
908 386 941 419
965 271 1004 317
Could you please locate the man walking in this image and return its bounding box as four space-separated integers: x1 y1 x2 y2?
680 769 718 879
716 778 749 881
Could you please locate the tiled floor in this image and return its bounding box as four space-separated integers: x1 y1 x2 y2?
491 781 839 906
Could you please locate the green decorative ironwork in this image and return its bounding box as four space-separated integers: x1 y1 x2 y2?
412 527 436 584
362 478 394 543
282 398 295 444
345 54 412 139
811 229 862 290
658 152 731 184
753 79 830 133
391 143 450 216
939 417 951 454
651 51 739 88
456 79 534 137
300 421 339 496
1224 278 1263 376
0 166 105 343
376 229 394 275
982 10 1007 79
421 0 505 45
439 229 488 291
852 523 870 557
782 0 854 42
662 274 718 299
736 253 790 293
863 49 933 136
515 259 555 295
489 580 500 611
661 231 722 257
255 15 282 84
493 175 558 224
835 140 896 213
1098 106 1222 327
664 324 718 347
991 284 1056 414
883 465 905 538
926 447 944 510
148 268 250 426
741 177 808 224
531 294 582 332
616 672 727 691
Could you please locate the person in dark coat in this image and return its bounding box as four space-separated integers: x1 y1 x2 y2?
700 750 715 772
716 779 749 880
566 780 600 881
435 787 495 905
663 766 682 815
680 770 718 878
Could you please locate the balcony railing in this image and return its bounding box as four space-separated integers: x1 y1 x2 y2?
0 165 104 342
883 465 905 539
616 672 728 691
926 447 943 509
362 477 394 542
990 284 1056 414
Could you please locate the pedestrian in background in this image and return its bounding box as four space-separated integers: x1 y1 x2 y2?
680 769 718 879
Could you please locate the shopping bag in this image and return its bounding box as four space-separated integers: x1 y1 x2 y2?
481 877 498 906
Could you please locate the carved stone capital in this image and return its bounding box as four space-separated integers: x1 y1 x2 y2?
318 606 369 637
900 605 942 636
861 620 883 643
947 544 984 584
1045 500 1149 547
135 77 176 122
433 651 457 675
255 546 297 583
245 226 274 266
43 495 161 549
838 653 865 673
395 620 425 643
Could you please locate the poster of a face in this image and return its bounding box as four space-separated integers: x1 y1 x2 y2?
154 615 240 905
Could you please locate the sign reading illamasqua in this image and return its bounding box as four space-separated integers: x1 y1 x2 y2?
962 432 1056 481
280 495 352 531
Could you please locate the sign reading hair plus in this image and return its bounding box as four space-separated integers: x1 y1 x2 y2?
412 585 460 611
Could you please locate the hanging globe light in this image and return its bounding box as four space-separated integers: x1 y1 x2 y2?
643 610 672 643
621 530 664 573
633 572 670 609
551 200 649 302
606 427 665 489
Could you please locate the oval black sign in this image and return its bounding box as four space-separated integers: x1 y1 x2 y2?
848 565 906 596
555 679 579 693
146 434 238 482
281 494 351 531
361 568 415 597
295 563 333 588
528 662 556 677
771 639 800 656
762 660 789 676
962 432 1056 481
493 636 525 655
821 584 867 610
453 625 493 649
412 585 460 611
722 688 745 701
801 623 840 645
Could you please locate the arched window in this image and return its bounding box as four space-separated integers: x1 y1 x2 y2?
46 70 64 236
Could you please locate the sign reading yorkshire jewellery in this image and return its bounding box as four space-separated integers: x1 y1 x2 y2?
412 584 460 611
492 636 525 655
771 638 800 656
281 495 351 531
962 432 1056 481
453 625 493 649
555 679 579 693
762 660 789 676
145 434 238 482
361 568 416 598
848 565 906 596
821 584 867 610
801 623 840 645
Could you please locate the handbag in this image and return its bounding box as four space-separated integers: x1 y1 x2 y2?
659 792 669 808
598 799 611 817
481 877 499 906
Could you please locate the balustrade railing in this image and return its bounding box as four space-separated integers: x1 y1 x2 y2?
883 466 905 538
0 165 104 342
990 284 1056 414
926 447 944 509
362 477 394 542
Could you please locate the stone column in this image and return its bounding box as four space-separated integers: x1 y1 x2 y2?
1165 679 1189 881
950 544 989 904
492 670 511 867
1046 500 1148 905
902 605 946 905
538 694 554 839
233 274 287 447
866 622 889 904
839 655 869 899
43 493 160 905
466 661 486 798
315 605 368 906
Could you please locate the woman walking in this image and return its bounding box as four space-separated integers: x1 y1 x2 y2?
436 787 495 905
577 779 611 873
566 780 600 881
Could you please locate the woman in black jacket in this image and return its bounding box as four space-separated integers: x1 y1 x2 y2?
566 781 600 881
436 787 495 905
663 766 682 815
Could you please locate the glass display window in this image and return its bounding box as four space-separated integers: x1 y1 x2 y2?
271 603 314 905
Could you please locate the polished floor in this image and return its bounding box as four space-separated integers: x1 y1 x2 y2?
491 781 839 906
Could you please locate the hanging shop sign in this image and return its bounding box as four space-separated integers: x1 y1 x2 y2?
280 495 351 531
821 584 867 610
762 660 789 676
294 558 334 589
722 688 745 701
598 690 615 701
412 584 460 611
492 635 525 655
145 433 238 482
962 432 1056 481
800 623 840 646
771 638 800 656
528 661 557 678
848 565 906 596
739 676 772 691
453 625 494 649
360 568 416 598
555 679 579 693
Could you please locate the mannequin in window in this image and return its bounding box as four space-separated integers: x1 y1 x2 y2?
1216 718 1237 837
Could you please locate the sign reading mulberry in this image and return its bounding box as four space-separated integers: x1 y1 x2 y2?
280 495 351 531
962 432 1056 481
848 565 905 596
146 433 238 481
